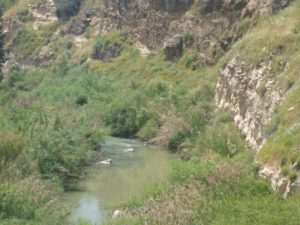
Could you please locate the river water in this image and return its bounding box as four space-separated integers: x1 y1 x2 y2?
61 137 173 225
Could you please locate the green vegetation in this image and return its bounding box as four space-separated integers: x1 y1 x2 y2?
0 63 107 223
10 23 58 59
0 0 19 10
0 0 300 224
105 1 300 224
108 153 300 225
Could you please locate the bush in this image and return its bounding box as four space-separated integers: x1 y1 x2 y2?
135 108 151 130
252 163 261 176
145 81 169 98
36 126 102 188
197 120 245 157
0 183 36 220
293 21 300 34
56 0 81 20
281 166 290 176
256 86 267 98
296 158 300 170
0 131 26 163
290 155 297 164
138 119 159 141
105 104 138 137
75 95 88 106
83 129 104 151
170 157 215 183
92 37 110 59
168 132 188 152
280 156 288 166
17 9 32 22
289 170 298 183
187 102 214 132
184 54 198 70
7 66 23 87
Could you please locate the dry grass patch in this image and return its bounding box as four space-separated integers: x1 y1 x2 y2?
117 181 204 225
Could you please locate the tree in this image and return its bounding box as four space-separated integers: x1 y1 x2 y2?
0 9 4 80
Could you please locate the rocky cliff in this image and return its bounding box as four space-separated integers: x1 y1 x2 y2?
216 58 283 150
3 0 288 69
215 0 299 196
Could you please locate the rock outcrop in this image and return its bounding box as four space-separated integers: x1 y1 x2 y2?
150 0 194 12
259 165 300 197
28 0 57 25
3 0 283 69
216 58 283 149
92 44 123 62
272 0 293 12
163 35 184 61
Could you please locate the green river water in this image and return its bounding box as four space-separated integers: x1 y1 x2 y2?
61 137 173 225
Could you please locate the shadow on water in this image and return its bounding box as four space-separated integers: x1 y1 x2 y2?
61 137 173 225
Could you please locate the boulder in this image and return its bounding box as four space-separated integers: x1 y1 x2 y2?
277 177 290 197
201 0 250 15
99 159 113 165
272 0 292 13
64 19 86 35
123 148 134 153
223 0 248 10
201 0 224 14
112 209 124 219
92 44 123 62
149 0 194 12
163 35 183 61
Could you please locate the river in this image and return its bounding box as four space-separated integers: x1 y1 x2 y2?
61 137 173 225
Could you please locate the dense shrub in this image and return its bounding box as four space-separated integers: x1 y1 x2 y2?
106 104 138 137
0 0 19 10
56 0 81 20
296 159 300 170
135 108 152 129
36 127 102 188
0 131 26 163
17 9 32 22
281 166 290 176
145 81 169 98
75 95 88 106
187 102 214 132
168 131 188 152
280 156 288 166
138 119 159 141
196 115 245 157
92 37 110 59
92 37 123 62
289 170 298 182
7 66 23 87
0 176 61 224
0 183 36 220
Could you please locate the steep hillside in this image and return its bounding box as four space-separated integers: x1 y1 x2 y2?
216 1 300 196
0 0 300 225
2 0 290 70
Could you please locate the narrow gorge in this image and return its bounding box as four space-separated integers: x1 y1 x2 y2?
0 0 300 224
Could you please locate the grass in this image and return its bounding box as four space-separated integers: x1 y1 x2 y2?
107 152 300 225
258 84 300 166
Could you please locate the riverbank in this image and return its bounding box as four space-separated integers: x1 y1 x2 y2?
61 137 172 225
106 151 300 225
